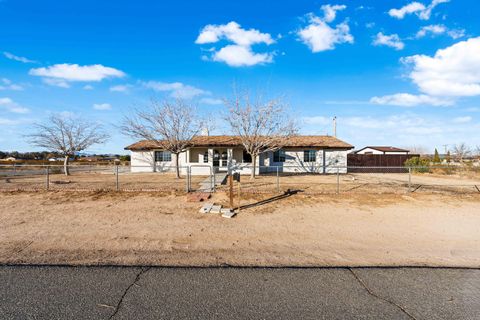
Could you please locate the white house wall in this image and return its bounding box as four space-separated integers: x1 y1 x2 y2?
261 149 348 174
130 147 349 175
356 147 408 155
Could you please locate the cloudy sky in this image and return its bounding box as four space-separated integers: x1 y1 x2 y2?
1 0 479 153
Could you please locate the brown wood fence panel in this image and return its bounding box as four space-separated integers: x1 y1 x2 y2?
347 154 419 173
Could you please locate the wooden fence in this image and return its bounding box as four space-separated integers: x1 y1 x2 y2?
347 154 419 173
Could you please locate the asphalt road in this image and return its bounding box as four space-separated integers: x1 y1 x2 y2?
1 266 480 320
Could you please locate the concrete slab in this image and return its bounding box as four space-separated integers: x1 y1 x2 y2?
199 203 214 214
210 205 222 214
221 210 236 219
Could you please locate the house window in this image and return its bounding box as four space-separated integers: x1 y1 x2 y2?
273 150 286 162
203 151 209 163
242 150 252 163
155 151 172 162
304 150 316 162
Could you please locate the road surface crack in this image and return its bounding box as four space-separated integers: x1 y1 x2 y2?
349 268 417 320
108 267 151 319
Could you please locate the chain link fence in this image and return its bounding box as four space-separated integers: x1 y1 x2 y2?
0 164 479 194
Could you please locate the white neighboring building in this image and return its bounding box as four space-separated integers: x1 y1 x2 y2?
125 135 354 175
354 146 409 155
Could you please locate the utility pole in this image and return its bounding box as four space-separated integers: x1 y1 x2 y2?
442 144 448 155
333 116 337 138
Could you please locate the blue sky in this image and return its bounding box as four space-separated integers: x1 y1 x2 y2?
1 0 479 154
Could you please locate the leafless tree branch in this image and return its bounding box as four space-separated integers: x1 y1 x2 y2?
224 91 297 178
25 115 110 175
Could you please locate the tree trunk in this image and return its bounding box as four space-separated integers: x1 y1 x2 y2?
64 155 70 176
175 153 180 179
251 154 257 179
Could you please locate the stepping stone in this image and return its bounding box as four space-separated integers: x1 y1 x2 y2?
199 203 214 214
187 192 211 202
221 209 236 219
210 205 222 214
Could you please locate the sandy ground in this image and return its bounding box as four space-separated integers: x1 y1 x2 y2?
1 190 479 267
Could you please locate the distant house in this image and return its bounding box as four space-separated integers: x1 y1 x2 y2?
125 135 354 175
354 146 409 155
1 157 16 161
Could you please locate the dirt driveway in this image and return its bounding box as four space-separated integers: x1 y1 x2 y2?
0 191 479 267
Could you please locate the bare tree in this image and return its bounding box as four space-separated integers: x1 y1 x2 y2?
26 115 110 175
405 145 429 155
453 143 471 161
224 92 297 179
121 99 203 178
475 145 480 159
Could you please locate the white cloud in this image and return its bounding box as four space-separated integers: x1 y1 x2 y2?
388 0 449 20
212 45 273 67
200 97 223 105
196 21 274 47
370 93 453 107
29 63 125 87
373 32 405 50
416 24 446 38
3 52 36 63
419 0 450 20
93 103 112 110
0 78 23 91
447 29 466 39
321 4 346 23
388 2 426 19
0 97 29 113
110 84 132 92
297 8 354 53
416 25 465 39
42 77 70 88
142 81 207 99
403 37 480 97
83 85 94 90
452 116 472 123
0 117 25 126
195 21 274 67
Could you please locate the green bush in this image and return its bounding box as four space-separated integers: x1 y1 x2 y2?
404 157 430 173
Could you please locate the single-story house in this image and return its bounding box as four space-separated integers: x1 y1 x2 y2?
125 135 354 175
354 146 409 155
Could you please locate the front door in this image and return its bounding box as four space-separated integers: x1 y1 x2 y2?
213 150 220 167
213 149 228 171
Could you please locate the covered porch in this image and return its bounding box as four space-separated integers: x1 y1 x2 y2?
186 147 259 175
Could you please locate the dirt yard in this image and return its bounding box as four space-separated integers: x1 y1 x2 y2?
0 190 479 267
1 170 479 194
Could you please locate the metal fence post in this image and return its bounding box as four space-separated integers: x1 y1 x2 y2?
46 165 50 190
336 167 340 194
213 169 216 192
408 167 412 193
13 163 16 176
115 165 119 191
276 166 280 193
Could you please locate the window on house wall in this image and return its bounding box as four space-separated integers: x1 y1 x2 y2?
304 150 316 162
242 150 252 163
273 149 286 162
155 151 172 162
203 151 209 163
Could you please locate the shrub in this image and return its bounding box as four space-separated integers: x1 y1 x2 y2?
404 157 430 173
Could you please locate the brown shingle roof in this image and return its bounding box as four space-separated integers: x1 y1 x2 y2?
125 135 353 150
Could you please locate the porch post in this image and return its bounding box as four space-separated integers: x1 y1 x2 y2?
208 148 214 171
227 148 233 174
